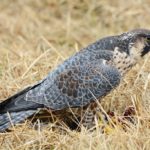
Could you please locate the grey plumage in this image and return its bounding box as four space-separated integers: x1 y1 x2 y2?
0 110 36 131
0 28 150 131
26 51 121 109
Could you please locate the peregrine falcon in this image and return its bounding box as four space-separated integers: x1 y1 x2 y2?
0 29 150 131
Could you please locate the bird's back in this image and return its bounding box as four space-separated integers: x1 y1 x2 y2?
25 48 121 110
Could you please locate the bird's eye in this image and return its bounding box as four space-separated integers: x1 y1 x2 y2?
147 37 150 42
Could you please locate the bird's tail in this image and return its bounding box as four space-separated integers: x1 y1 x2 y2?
0 110 36 132
0 86 44 132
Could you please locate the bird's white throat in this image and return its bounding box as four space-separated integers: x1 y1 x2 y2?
129 37 146 62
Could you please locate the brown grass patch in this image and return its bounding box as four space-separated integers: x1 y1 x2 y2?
0 0 150 149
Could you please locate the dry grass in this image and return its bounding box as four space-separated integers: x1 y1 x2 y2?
0 0 150 149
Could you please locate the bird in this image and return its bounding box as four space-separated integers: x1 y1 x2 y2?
0 28 150 131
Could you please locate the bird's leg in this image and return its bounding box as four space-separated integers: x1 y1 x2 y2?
82 106 95 130
82 102 99 130
82 102 109 130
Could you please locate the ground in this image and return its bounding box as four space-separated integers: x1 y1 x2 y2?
0 0 150 149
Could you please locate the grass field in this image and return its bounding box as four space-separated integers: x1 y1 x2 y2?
0 0 150 149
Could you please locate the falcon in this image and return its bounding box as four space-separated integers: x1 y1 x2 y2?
0 29 150 131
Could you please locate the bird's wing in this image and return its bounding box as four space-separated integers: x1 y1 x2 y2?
26 58 121 110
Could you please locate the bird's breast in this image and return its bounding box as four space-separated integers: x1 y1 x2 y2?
112 47 135 76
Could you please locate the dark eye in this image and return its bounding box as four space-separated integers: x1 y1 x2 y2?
147 37 150 42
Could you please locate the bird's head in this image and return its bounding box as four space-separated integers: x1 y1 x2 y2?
120 29 150 59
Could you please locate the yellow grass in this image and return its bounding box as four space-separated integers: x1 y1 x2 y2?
0 0 150 149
